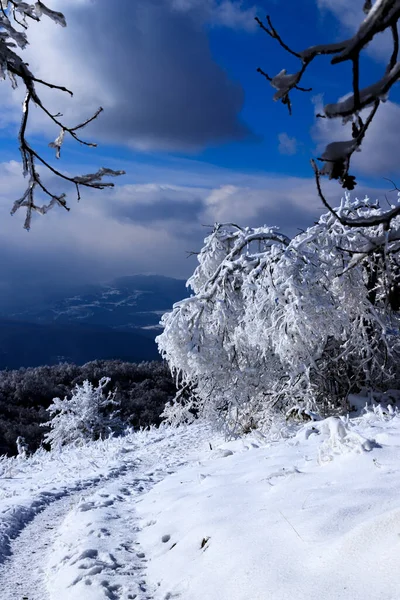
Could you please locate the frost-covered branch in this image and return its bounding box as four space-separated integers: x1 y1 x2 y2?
256 1 400 226
0 1 125 229
311 159 400 232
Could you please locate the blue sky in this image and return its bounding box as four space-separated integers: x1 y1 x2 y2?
0 0 399 300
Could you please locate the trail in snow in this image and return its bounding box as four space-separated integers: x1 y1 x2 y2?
0 495 74 600
46 466 158 600
0 425 219 600
0 468 153 600
0 466 137 600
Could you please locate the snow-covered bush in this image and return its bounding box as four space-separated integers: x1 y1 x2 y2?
157 196 400 434
158 223 289 434
43 377 120 450
16 436 28 458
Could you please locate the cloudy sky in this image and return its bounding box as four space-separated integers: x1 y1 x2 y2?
1 0 399 301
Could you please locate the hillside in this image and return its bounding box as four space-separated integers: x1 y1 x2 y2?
4 275 187 331
0 402 399 600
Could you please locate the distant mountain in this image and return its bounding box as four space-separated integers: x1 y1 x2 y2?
5 275 188 332
0 275 188 369
0 319 161 370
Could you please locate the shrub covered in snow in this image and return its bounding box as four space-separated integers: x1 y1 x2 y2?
43 378 120 450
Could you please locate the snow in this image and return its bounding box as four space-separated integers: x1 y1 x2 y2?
0 424 219 599
138 408 400 600
0 404 400 599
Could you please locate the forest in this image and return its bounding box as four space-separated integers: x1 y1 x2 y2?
0 360 176 455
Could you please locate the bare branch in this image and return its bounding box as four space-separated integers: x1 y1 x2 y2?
255 15 301 59
389 23 399 70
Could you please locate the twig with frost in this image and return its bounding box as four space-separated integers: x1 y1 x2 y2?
0 1 125 228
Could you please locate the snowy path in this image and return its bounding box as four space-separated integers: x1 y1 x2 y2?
0 464 144 600
0 494 75 600
0 425 218 600
45 466 158 600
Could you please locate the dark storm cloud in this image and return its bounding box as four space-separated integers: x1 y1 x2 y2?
92 0 249 149
108 185 205 225
112 197 204 225
18 0 251 151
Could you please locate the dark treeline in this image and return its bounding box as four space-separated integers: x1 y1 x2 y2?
0 360 177 456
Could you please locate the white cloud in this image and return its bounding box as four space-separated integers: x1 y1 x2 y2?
210 1 257 31
316 0 364 28
278 132 298 156
0 158 340 293
1 152 392 302
203 179 326 227
171 0 257 30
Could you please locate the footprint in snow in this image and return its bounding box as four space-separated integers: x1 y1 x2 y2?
145 519 157 527
78 501 95 512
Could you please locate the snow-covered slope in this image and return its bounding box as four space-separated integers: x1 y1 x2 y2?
0 406 399 600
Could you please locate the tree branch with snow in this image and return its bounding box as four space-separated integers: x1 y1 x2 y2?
256 0 400 229
0 1 124 229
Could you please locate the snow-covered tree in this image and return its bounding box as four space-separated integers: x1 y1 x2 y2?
158 197 400 434
256 1 400 234
43 377 120 450
158 224 289 434
0 1 124 228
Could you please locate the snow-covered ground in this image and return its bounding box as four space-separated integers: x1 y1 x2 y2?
0 405 399 600
0 425 220 599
